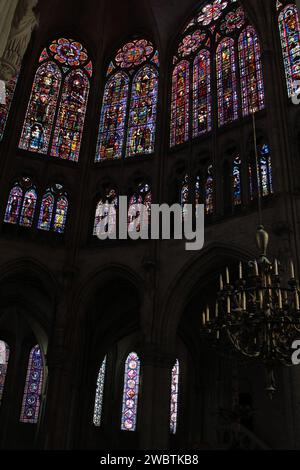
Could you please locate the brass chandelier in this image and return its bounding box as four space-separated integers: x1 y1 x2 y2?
200 112 300 398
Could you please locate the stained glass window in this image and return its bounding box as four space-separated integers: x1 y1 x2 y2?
205 165 214 215
19 62 62 153
193 50 212 137
96 73 129 161
51 70 89 161
19 189 37 228
181 175 189 220
217 38 238 126
19 38 92 160
171 1 265 146
121 352 140 432
38 192 54 231
0 341 10 406
126 65 158 157
238 26 265 115
170 360 180 435
170 61 190 147
249 144 273 199
93 356 107 427
53 195 68 233
96 39 158 162
0 76 18 141
233 155 242 206
38 184 68 233
128 184 152 233
94 189 118 236
278 3 300 97
20 345 44 424
4 185 23 225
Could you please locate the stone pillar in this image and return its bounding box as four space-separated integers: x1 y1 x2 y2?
0 0 39 81
0 0 19 59
139 345 175 450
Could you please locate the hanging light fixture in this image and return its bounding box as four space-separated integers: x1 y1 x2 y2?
201 110 300 398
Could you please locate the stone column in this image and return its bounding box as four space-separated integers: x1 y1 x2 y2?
0 0 19 59
139 344 175 450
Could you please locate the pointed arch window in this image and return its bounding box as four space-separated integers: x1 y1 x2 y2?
0 341 10 406
277 2 300 98
238 26 265 115
0 76 18 142
170 359 180 435
96 39 159 161
181 175 189 220
20 345 44 424
4 177 37 227
170 0 265 146
205 165 215 215
193 50 212 137
128 183 152 233
249 143 273 200
233 155 242 206
93 356 107 427
217 37 238 126
19 38 92 161
38 184 68 233
94 188 119 237
121 352 140 432
170 61 190 147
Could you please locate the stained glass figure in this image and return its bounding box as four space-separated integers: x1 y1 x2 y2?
20 345 43 424
233 155 242 206
205 165 214 215
170 360 179 435
238 26 265 115
53 196 68 233
126 65 158 157
278 4 300 97
0 341 10 406
193 50 212 137
170 61 190 147
19 38 92 161
93 356 107 427
121 352 140 432
51 70 89 162
96 73 129 161
4 185 23 225
38 192 54 231
19 189 37 228
94 189 118 237
0 76 18 141
217 38 238 126
128 184 152 233
19 62 62 153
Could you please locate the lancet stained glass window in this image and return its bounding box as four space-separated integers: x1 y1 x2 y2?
171 0 265 146
278 2 300 98
5 177 38 228
233 155 242 206
128 183 152 233
126 65 158 157
94 189 119 237
238 27 265 115
170 61 190 147
4 185 23 225
170 360 179 435
249 144 273 200
217 38 238 126
93 356 107 427
0 341 10 405
96 39 159 162
53 195 68 233
20 345 43 424
181 175 189 220
121 352 140 432
0 76 18 141
19 38 92 161
19 189 37 228
193 50 212 137
205 165 214 215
